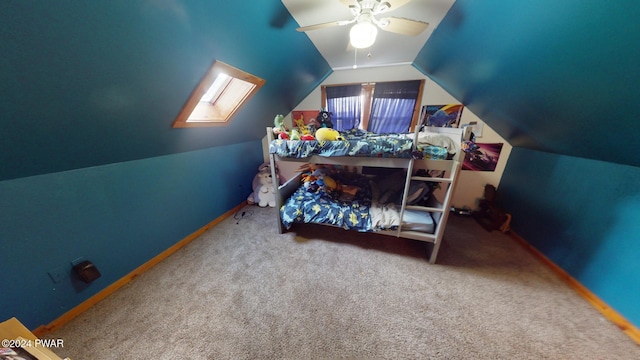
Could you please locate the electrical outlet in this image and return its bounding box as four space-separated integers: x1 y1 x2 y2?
47 266 66 284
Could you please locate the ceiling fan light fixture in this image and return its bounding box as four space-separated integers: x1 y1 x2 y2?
350 21 378 49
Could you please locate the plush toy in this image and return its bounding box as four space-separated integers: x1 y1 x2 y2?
273 114 288 138
293 115 309 135
317 110 334 128
315 127 343 142
247 162 284 207
306 117 319 135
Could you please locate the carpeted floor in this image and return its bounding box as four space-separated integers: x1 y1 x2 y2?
48 205 639 359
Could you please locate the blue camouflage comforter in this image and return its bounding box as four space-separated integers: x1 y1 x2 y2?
269 129 449 160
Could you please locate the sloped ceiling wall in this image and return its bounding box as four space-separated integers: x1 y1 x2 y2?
5 0 638 182
414 0 640 168
0 1 331 181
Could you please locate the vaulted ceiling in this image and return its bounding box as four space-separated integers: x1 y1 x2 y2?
1 0 639 181
0 1 331 180
415 0 640 168
282 0 456 70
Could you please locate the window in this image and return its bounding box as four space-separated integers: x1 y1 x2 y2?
172 61 265 128
321 80 424 133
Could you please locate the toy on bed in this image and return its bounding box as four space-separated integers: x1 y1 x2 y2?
272 114 290 140
314 127 344 144
280 164 373 230
247 162 285 207
296 164 363 202
317 110 334 128
292 113 316 140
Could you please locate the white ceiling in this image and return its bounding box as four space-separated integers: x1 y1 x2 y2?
281 0 456 70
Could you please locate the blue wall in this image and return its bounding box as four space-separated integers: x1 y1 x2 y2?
0 141 263 329
414 0 640 168
499 148 640 327
414 0 640 330
0 1 330 180
0 0 330 330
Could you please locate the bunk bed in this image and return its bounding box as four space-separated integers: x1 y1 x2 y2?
267 125 470 264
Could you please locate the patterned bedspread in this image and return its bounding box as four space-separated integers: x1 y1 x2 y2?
270 129 449 160
280 170 373 231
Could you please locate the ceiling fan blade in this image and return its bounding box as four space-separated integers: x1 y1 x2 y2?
377 17 429 36
296 19 354 32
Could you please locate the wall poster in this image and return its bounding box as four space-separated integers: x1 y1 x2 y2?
421 104 464 128
291 110 319 127
462 142 503 171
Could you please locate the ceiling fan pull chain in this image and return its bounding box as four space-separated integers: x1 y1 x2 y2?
353 48 358 69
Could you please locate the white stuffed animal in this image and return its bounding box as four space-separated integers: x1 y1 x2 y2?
256 172 275 207
247 163 281 207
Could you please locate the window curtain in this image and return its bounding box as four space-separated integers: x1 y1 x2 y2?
326 85 362 130
368 80 421 134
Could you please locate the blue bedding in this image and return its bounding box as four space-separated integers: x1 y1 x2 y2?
270 129 449 160
280 170 373 231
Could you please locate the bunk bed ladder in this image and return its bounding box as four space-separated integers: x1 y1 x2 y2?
428 159 462 263
396 158 415 237
396 123 421 237
396 125 464 263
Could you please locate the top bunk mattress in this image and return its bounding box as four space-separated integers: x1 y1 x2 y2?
269 128 452 160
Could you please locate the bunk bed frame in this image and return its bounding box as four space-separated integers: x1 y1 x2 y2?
267 126 470 264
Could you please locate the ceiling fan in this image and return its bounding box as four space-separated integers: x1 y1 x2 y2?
296 0 429 49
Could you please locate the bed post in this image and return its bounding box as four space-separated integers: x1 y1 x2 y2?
267 127 285 234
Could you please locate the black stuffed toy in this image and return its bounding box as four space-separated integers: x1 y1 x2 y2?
317 110 334 128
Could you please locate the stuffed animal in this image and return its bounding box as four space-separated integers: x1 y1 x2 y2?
317 110 334 128
315 127 343 142
273 114 288 138
306 117 319 135
294 115 310 135
247 163 284 207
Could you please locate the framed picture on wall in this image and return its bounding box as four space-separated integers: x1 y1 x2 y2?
291 110 319 128
462 143 503 171
421 104 464 128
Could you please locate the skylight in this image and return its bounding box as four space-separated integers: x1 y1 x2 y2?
172 61 265 128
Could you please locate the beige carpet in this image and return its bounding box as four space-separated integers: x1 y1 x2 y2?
48 206 639 359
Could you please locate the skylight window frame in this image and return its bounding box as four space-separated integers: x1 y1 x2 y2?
172 61 265 128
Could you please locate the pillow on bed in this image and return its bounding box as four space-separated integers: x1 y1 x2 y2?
416 132 460 154
402 210 435 233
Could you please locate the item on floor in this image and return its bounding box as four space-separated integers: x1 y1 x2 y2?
247 162 284 207
472 184 511 232
451 207 473 216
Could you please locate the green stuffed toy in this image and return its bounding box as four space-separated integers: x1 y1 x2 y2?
273 114 289 139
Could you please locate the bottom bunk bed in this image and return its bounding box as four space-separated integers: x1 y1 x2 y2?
279 166 442 233
268 126 469 264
